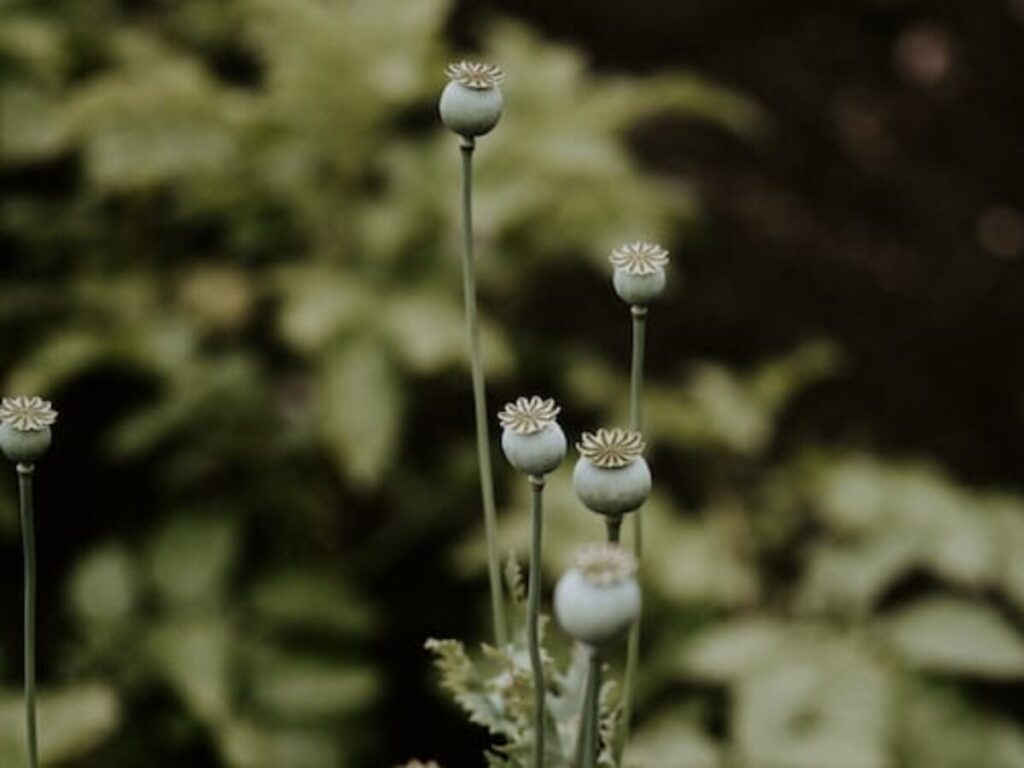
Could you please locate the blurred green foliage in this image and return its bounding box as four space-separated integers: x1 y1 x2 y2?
2 0 1022 766
462 341 1024 767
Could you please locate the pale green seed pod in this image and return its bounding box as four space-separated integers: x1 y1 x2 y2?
554 544 641 646
0 396 57 464
0 424 51 463
439 62 504 138
609 241 670 306
499 396 566 476
572 428 651 517
613 267 667 305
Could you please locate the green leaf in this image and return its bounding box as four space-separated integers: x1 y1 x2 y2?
67 542 140 628
894 679 1024 768
625 712 720 768
882 598 1024 678
680 618 788 683
319 338 404 488
734 635 890 768
147 618 232 723
147 513 239 607
797 536 918 617
217 718 339 768
246 649 378 721
249 569 374 637
0 683 120 763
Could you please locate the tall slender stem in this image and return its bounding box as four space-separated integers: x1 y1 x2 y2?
617 305 647 764
528 476 546 768
458 137 507 647
575 648 602 768
18 463 38 768
629 306 646 434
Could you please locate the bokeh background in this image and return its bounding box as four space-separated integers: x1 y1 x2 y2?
3 0 1024 765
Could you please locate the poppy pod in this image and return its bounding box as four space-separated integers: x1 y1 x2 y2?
572 428 651 517
499 396 567 476
439 61 504 138
554 544 641 646
609 241 670 305
0 397 57 463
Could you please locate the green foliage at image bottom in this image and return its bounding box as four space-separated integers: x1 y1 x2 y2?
427 559 617 768
454 341 1024 768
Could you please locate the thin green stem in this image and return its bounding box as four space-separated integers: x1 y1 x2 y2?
528 476 546 768
616 305 647 765
577 648 602 768
18 463 38 768
459 138 507 647
605 516 621 544
629 306 646 433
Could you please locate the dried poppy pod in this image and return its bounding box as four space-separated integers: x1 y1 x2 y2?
439 61 504 139
610 241 670 306
0 396 57 463
572 428 651 518
554 544 642 647
499 396 566 477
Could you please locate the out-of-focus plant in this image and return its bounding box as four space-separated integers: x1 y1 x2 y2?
462 335 1024 767
1 0 760 764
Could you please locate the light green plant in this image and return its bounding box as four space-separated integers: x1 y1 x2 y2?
443 59 509 647
0 395 57 768
610 240 670 762
1 0 771 764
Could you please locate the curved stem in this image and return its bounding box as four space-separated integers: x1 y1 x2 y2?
18 463 38 768
617 305 647 765
575 648 602 768
459 138 507 647
528 476 546 768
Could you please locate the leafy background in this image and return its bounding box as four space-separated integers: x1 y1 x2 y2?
2 0 1024 765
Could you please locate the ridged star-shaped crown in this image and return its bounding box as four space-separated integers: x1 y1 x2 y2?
574 544 638 586
577 428 644 468
0 396 57 432
446 61 504 90
609 241 669 276
498 396 560 435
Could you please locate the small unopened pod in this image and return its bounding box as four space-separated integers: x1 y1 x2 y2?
499 396 566 476
609 241 670 306
573 428 651 517
554 544 641 646
0 396 57 463
439 61 504 139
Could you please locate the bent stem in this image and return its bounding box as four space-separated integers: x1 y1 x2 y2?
528 476 546 768
459 137 508 647
18 463 38 768
617 305 647 764
575 647 603 768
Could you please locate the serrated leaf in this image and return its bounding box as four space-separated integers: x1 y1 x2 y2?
882 598 1024 678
